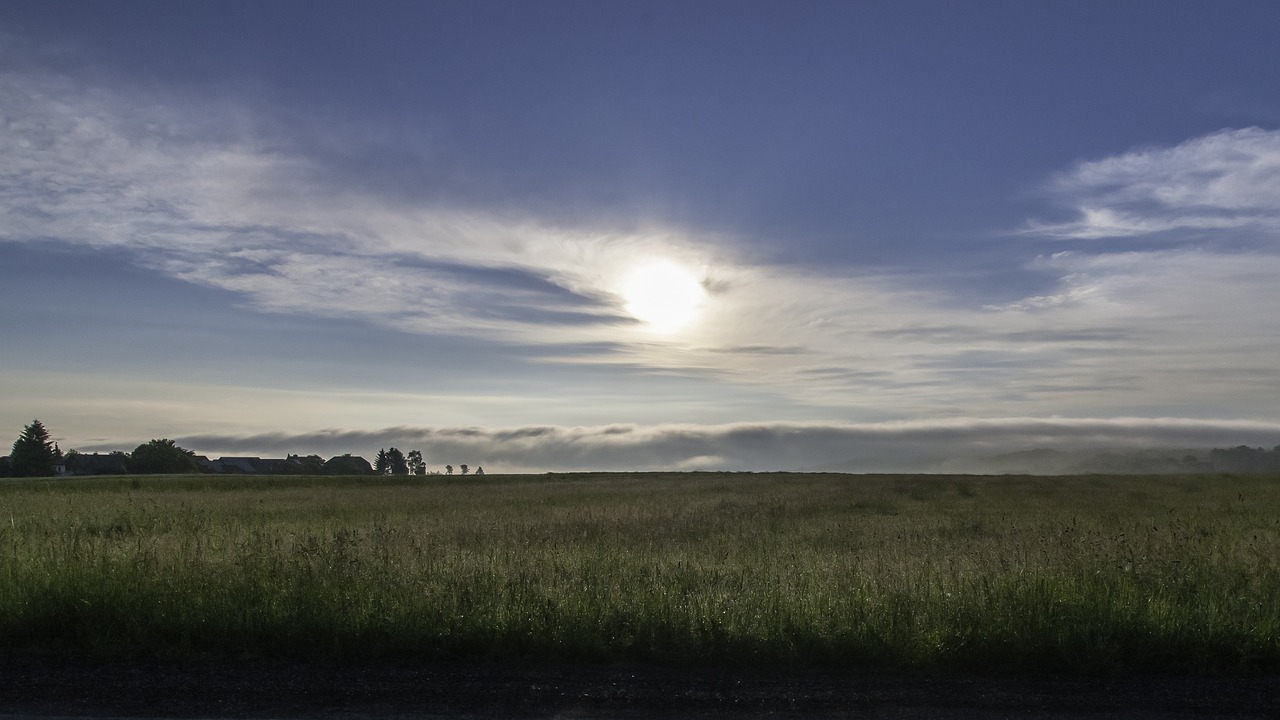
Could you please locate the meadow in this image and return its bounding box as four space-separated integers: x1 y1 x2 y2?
1 472 1277 673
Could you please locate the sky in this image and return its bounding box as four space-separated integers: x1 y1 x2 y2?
3 1 1280 472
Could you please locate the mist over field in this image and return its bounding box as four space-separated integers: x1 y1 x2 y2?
128 418 1280 474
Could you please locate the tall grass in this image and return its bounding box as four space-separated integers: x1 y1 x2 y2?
1 472 1277 672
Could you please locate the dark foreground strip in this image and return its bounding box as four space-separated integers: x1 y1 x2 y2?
1 657 1277 719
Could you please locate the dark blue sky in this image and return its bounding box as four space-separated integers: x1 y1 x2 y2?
15 2 1276 257
3 1 1280 469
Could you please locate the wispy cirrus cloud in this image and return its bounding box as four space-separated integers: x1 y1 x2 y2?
0 67 722 347
0 67 1007 403
1023 127 1280 241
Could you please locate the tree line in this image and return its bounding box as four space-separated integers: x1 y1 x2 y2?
2 420 473 478
372 448 481 476
1 420 222 477
1207 445 1280 474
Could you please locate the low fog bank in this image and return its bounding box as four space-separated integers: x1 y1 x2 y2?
930 445 1280 476
146 418 1280 474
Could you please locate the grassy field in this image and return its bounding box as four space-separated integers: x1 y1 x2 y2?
1 472 1277 673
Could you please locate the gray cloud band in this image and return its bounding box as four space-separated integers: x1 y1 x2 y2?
161 418 1280 473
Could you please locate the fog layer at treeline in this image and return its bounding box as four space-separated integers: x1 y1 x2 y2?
88 418 1280 474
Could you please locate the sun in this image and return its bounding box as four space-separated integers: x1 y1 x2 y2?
619 259 707 332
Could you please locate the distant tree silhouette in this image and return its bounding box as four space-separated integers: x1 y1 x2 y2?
375 449 390 474
386 447 408 475
10 419 59 477
407 450 425 475
475 466 484 475
1209 445 1280 473
445 464 453 475
460 464 469 475
129 439 199 474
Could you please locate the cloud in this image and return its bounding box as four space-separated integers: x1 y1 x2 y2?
1024 127 1280 241
4 63 1280 428
0 68 671 342
163 417 1280 472
0 65 984 400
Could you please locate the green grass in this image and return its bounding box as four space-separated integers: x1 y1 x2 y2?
1 472 1278 672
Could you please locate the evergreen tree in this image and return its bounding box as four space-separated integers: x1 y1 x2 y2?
406 449 425 475
386 447 408 475
375 449 390 474
10 419 58 477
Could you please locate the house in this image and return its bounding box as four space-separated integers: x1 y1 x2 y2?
0 453 72 477
204 456 268 474
64 452 130 476
321 454 375 475
198 454 368 475
284 454 325 474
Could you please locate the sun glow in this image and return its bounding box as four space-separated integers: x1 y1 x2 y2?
619 259 707 332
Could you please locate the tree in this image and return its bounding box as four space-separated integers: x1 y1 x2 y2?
445 464 453 475
460 464 469 475
10 419 59 477
386 447 408 475
375 449 390 474
407 450 425 475
129 439 199 474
